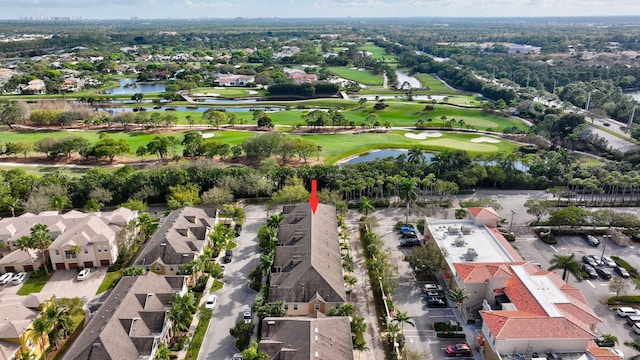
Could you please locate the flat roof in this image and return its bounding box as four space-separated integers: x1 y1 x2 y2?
426 219 517 267
512 265 567 317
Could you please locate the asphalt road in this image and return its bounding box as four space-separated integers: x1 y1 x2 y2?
198 204 264 360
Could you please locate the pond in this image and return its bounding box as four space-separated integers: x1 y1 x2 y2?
98 106 285 114
626 89 640 102
104 78 167 95
396 71 422 89
338 149 528 171
339 149 435 166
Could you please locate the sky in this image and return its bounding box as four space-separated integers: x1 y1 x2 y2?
2 0 640 19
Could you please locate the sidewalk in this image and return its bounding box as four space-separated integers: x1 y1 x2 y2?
348 219 386 360
176 276 216 360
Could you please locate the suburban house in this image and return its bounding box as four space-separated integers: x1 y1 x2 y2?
507 44 542 55
62 273 187 360
216 74 255 87
132 207 216 276
423 208 615 360
20 79 46 95
0 293 54 360
268 203 346 316
259 313 353 360
0 208 138 273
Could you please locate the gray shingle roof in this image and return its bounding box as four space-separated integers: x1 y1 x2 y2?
62 273 186 360
259 314 353 360
268 203 346 304
133 207 214 267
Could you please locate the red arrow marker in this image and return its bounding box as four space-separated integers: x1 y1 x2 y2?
308 179 319 214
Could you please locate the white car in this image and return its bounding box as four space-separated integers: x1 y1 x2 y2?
602 256 616 268
11 272 27 285
77 268 91 281
633 323 640 335
0 272 14 285
617 306 640 317
205 295 217 311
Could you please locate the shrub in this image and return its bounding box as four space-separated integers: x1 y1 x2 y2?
607 295 640 305
611 256 639 278
192 274 209 293
417 219 425 234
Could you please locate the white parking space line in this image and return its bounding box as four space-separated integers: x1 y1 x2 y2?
550 245 558 253
586 280 595 288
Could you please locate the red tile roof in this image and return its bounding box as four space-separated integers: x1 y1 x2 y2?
487 227 524 261
480 311 595 339
468 207 501 219
587 343 623 360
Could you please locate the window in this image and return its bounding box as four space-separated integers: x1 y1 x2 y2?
284 304 289 310
169 267 174 272
155 265 161 272
27 339 34 350
314 304 320 311
55 250 60 255
293 304 298 310
64 250 77 260
84 248 88 254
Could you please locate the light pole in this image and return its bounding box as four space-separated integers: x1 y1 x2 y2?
600 235 609 262
509 210 515 233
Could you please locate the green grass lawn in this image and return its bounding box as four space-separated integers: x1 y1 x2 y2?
96 270 122 294
413 73 465 95
307 130 518 164
211 279 224 292
185 314 211 360
328 66 384 86
0 164 95 178
16 271 54 295
359 43 398 64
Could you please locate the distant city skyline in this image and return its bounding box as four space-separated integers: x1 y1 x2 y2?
2 0 640 20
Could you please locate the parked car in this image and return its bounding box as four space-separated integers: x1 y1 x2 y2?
231 353 244 360
425 290 444 297
626 314 640 325
224 250 233 263
616 306 640 317
602 256 616 268
243 308 252 323
77 268 91 281
400 238 422 247
596 267 612 280
205 295 217 311
400 232 418 239
423 283 443 292
614 266 630 278
426 296 448 308
585 235 600 246
0 272 13 285
11 272 27 285
445 343 471 356
582 255 601 268
234 224 242 237
398 225 416 234
582 264 598 279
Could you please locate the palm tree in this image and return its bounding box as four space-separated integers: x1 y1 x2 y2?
392 310 415 332
600 333 618 346
16 235 36 270
548 253 580 282
267 213 284 229
155 343 172 360
447 287 471 319
358 196 375 217
31 224 52 275
399 178 419 224
169 293 196 333
31 316 52 358
407 146 425 164
241 342 269 360
345 276 357 301
384 322 401 344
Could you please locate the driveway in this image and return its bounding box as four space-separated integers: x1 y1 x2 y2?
0 272 30 301
40 268 107 301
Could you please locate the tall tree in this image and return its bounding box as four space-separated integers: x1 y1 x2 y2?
30 223 52 275
548 253 580 282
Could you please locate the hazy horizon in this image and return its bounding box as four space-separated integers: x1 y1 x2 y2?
2 0 640 20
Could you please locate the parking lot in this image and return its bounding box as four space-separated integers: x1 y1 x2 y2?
40 268 107 301
372 207 480 360
515 232 640 358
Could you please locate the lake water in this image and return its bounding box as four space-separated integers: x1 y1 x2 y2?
626 90 640 101
340 149 436 166
396 71 422 89
104 78 167 95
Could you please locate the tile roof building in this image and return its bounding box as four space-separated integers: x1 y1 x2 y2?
133 207 216 276
269 203 346 316
259 313 353 360
424 207 613 360
0 208 138 273
62 273 187 360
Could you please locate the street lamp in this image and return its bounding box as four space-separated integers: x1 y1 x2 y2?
508 210 515 233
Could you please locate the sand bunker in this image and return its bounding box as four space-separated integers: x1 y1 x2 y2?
470 136 500 143
201 133 215 138
404 132 443 140
247 90 258 94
